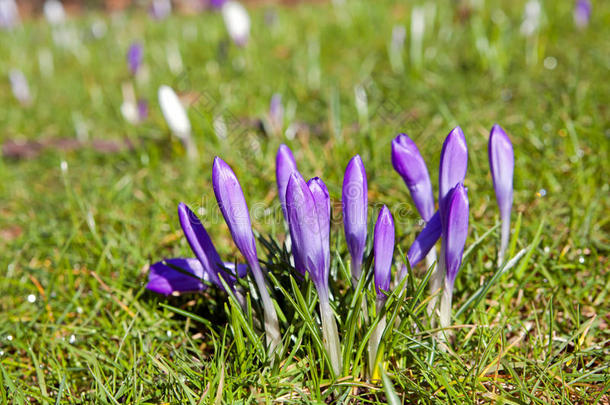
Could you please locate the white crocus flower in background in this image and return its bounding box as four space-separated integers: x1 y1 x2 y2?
0 0 19 29
520 0 541 36
221 1 250 46
158 85 197 159
43 0 65 25
9 69 32 106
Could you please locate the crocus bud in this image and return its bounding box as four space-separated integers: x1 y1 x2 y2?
147 258 209 295
308 177 330 276
178 202 233 289
158 85 196 158
342 155 368 284
391 133 435 222
127 42 143 76
488 124 514 264
150 0 171 20
438 126 468 226
221 1 250 46
574 0 591 28
407 210 441 268
374 206 394 301
212 157 281 351
439 183 469 330
276 144 298 221
286 172 327 292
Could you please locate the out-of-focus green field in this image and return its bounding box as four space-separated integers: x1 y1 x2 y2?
0 0 608 403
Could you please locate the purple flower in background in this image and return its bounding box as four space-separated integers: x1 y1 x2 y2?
574 0 591 28
127 42 143 76
439 184 469 330
276 144 298 222
150 0 171 20
373 206 394 301
209 0 227 9
391 133 435 222
221 1 250 46
269 93 284 133
0 0 20 29
137 99 148 121
342 155 368 285
9 69 32 106
212 157 281 351
488 124 514 264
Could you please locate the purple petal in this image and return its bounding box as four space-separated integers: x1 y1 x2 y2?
223 262 248 279
212 157 259 272
137 99 148 121
574 0 591 28
407 210 441 267
342 155 368 281
276 144 298 221
374 205 394 298
147 258 209 295
127 42 143 75
438 126 468 227
178 202 233 289
308 177 330 275
210 0 227 9
286 172 327 290
488 124 514 223
391 133 435 221
444 184 469 286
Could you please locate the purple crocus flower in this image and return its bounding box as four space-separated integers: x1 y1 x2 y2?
342 155 368 285
574 0 591 28
127 42 143 76
391 133 435 222
407 210 441 267
276 144 298 223
137 99 148 122
438 126 468 225
147 258 209 296
286 172 341 376
373 205 394 301
209 0 227 9
212 157 281 351
439 183 469 330
488 124 514 264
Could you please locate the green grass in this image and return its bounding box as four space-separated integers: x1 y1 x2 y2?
1 0 609 403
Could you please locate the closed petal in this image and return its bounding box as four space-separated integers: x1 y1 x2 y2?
407 210 441 267
438 126 468 227
342 155 368 280
374 205 394 298
488 124 514 221
147 258 209 295
276 144 298 221
444 184 469 286
391 133 435 221
308 177 331 275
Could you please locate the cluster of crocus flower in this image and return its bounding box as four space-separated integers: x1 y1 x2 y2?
147 124 514 376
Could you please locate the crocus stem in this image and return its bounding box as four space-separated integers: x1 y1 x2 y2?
182 134 198 160
498 215 510 266
368 298 387 378
250 265 281 354
425 246 437 275
319 294 342 377
351 260 362 287
439 278 454 341
427 242 445 325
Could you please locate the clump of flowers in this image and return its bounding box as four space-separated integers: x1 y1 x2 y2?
147 124 515 378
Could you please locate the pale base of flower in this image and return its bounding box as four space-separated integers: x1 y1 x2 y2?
368 298 386 379
320 298 342 377
251 267 281 355
498 215 511 266
427 243 445 326
438 279 454 344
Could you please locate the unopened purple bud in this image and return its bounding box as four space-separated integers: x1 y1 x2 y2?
147 258 209 295
342 155 368 283
127 42 143 75
308 177 330 276
391 133 435 221
212 157 259 272
137 99 148 121
286 172 327 294
210 0 227 9
374 205 394 300
574 0 591 28
276 144 298 221
178 202 234 289
444 184 469 287
438 126 468 226
407 210 441 267
269 93 284 131
488 124 514 225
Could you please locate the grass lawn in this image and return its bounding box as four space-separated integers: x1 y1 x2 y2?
0 0 609 403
